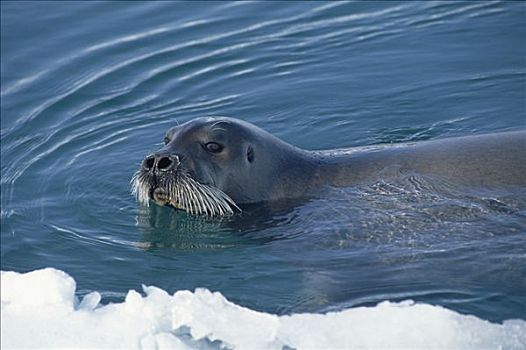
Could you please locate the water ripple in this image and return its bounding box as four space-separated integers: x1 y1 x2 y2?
1 0 524 321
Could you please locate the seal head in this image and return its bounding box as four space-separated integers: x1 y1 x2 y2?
131 117 310 215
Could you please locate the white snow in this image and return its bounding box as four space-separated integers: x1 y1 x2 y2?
1 268 525 349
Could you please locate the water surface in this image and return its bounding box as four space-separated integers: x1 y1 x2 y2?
1 1 525 322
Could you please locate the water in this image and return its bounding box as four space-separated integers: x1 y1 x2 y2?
1 1 525 323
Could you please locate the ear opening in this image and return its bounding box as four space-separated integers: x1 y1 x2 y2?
247 146 254 163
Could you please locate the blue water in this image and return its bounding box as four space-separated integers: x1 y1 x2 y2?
1 1 525 322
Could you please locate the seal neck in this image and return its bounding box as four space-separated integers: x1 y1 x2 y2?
306 147 393 187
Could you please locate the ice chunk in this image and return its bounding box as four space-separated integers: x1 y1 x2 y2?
1 268 76 310
78 292 101 311
1 268 525 349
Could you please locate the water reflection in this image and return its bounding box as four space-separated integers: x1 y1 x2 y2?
134 197 308 250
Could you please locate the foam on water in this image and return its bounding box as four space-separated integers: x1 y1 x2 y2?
2 268 525 349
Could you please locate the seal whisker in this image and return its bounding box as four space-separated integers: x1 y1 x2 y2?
179 177 192 214
189 182 201 215
182 183 194 215
177 183 184 211
174 178 185 211
200 189 215 215
188 180 204 215
203 186 221 215
189 177 214 215
206 188 222 216
214 193 228 215
179 188 187 212
210 184 232 214
131 171 149 207
199 191 211 215
188 181 202 215
194 182 209 215
130 165 241 216
167 181 175 205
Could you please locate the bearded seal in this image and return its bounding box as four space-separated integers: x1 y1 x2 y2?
132 117 526 215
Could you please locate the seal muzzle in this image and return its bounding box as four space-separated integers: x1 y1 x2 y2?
131 153 240 216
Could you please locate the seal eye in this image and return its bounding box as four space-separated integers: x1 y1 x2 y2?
205 142 224 154
163 137 171 145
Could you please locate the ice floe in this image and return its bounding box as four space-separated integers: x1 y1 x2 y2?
2 268 525 349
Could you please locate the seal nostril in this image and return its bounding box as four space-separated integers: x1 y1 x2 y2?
157 156 172 170
144 156 155 170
